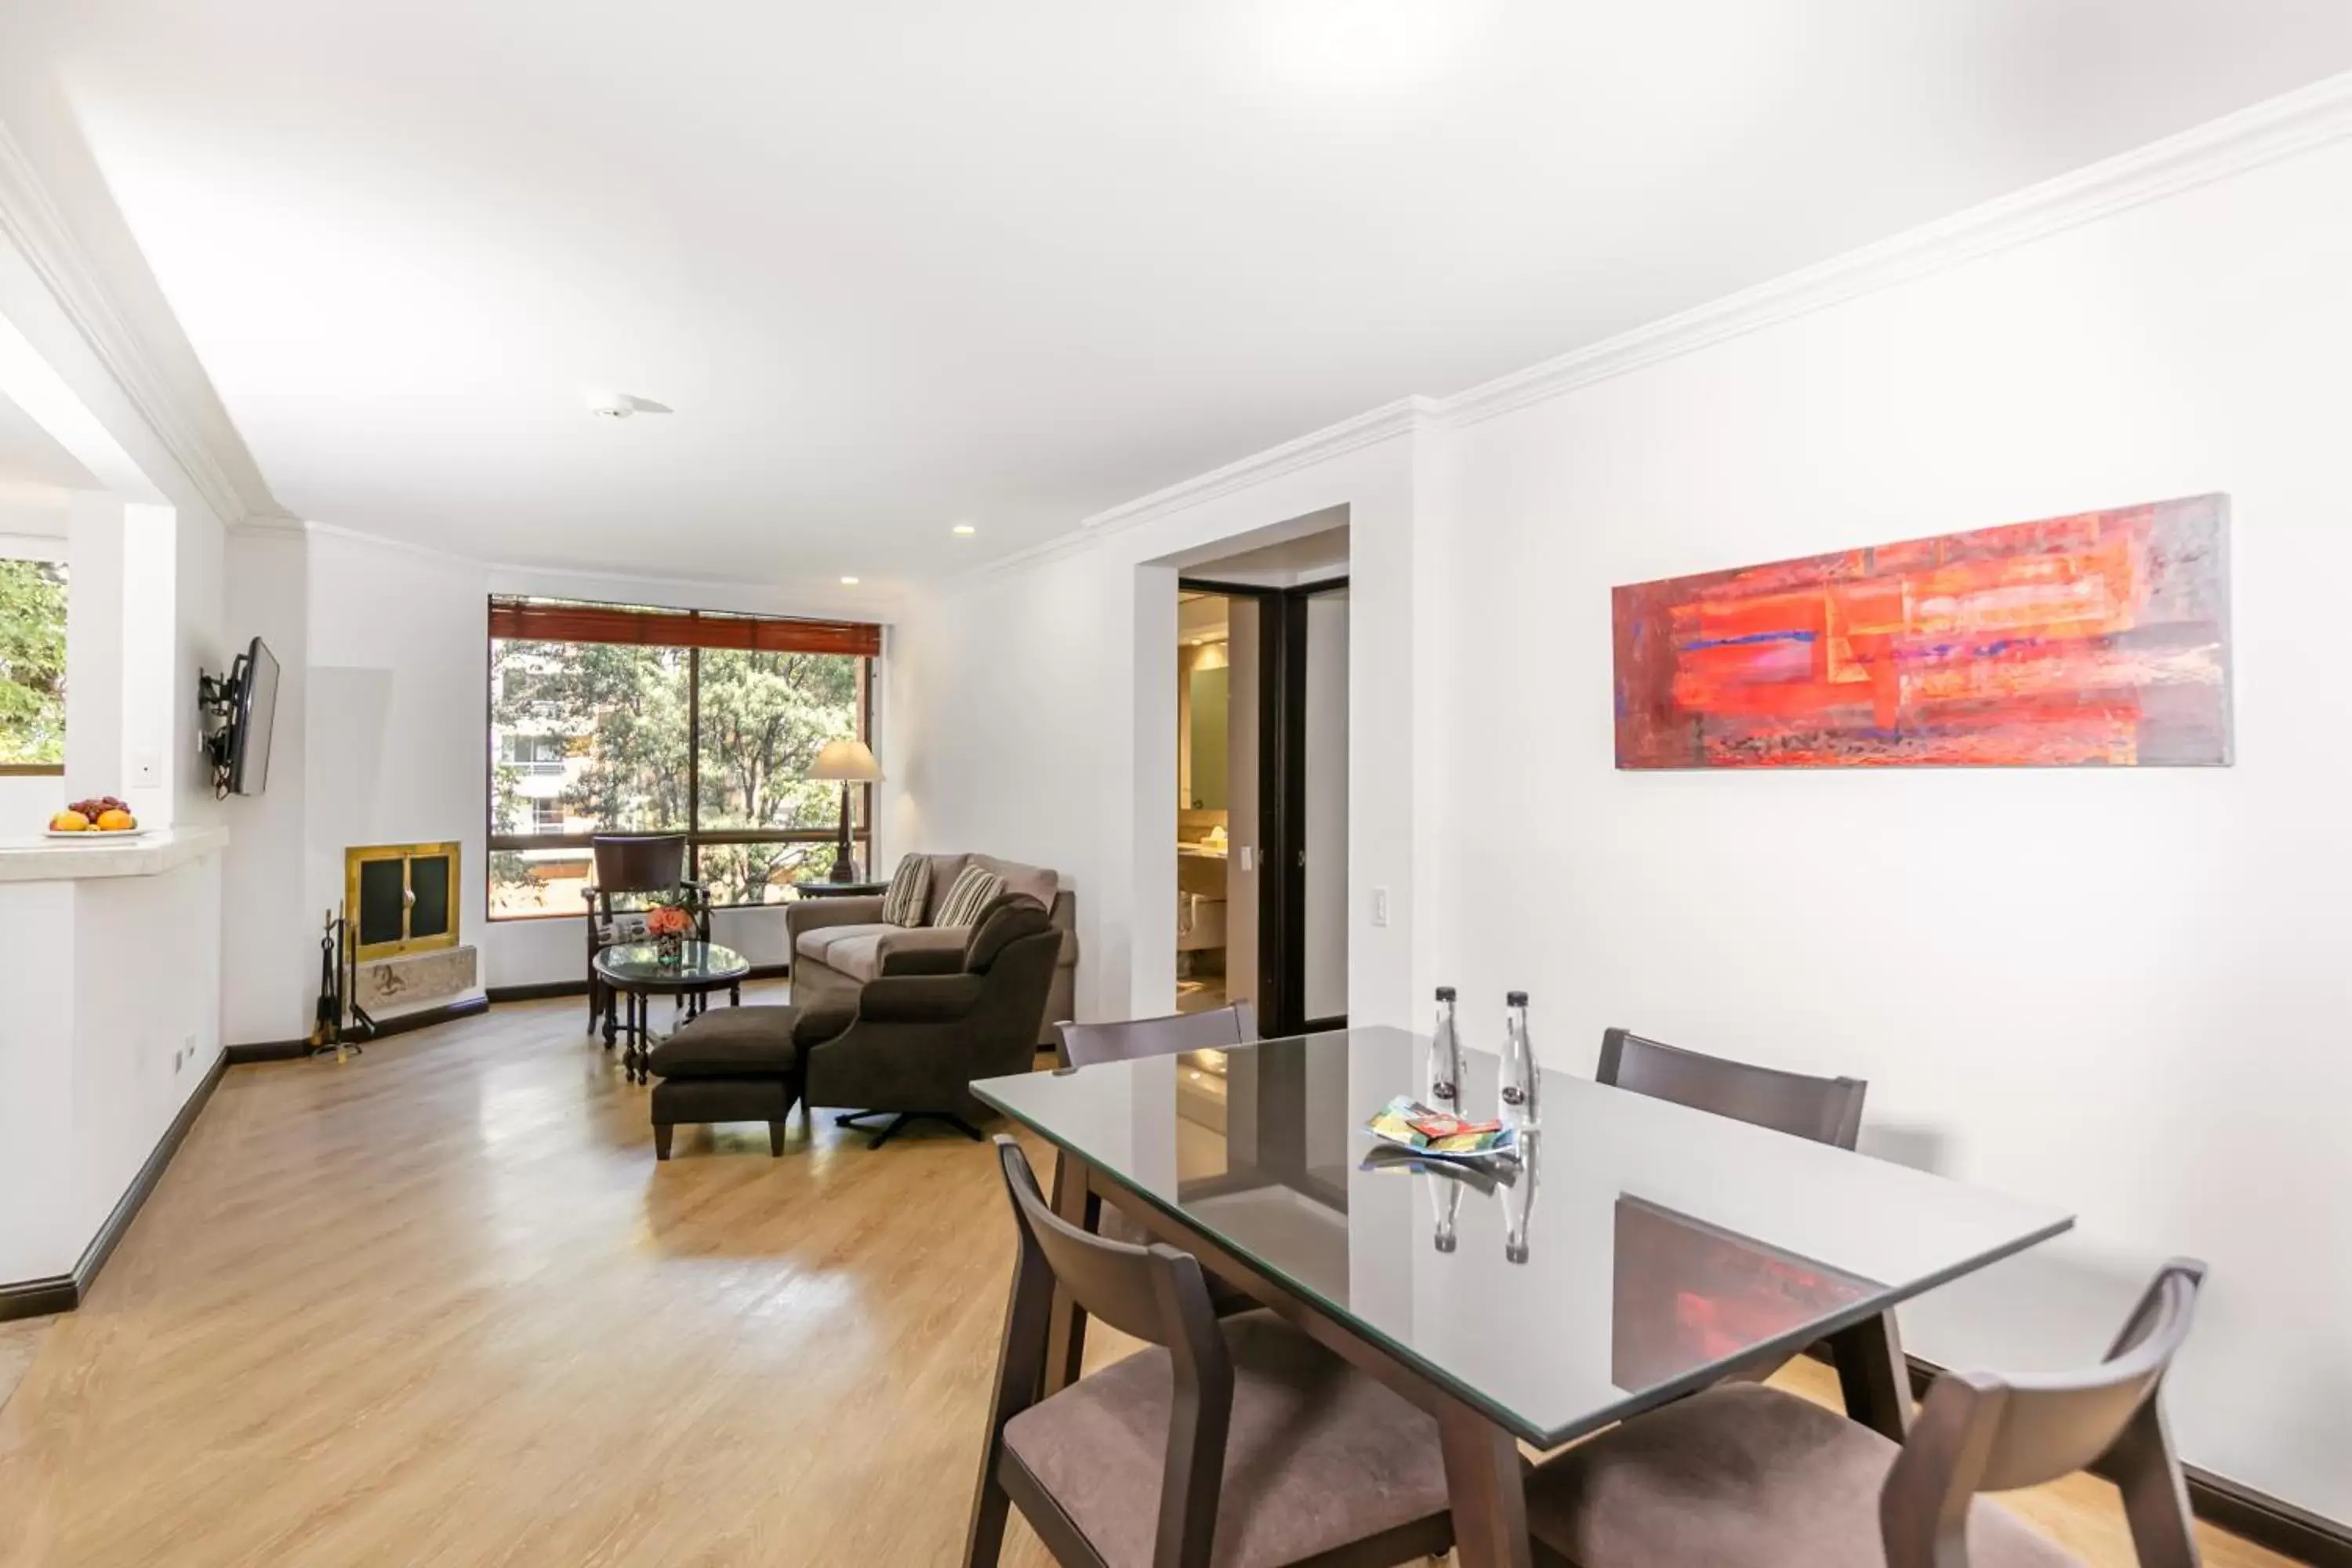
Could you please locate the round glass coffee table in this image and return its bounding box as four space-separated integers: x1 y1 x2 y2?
593 940 752 1083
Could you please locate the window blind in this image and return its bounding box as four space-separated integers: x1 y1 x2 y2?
487 597 881 659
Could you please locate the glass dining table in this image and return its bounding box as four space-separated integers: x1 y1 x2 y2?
972 1025 2074 1568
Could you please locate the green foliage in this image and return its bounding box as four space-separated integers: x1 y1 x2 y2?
0 559 67 766
488 636 862 907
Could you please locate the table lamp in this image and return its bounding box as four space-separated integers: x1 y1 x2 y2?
808 739 882 882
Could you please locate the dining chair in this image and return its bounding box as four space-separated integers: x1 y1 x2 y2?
1056 1001 1259 1068
966 1136 1455 1568
583 833 706 1036
1522 1258 2208 1568
1599 1026 1876 1388
1597 1025 1867 1149
1054 1004 1261 1315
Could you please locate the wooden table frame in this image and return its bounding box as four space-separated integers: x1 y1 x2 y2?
1040 1149 1916 1568
593 960 747 1084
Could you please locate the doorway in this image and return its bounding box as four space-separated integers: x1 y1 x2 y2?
1175 590 1242 1014
1175 568 1350 1037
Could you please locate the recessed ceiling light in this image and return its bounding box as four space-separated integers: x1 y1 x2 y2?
952 523 978 536
840 575 860 586
585 390 673 419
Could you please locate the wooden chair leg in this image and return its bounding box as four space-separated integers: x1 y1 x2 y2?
963 1451 1012 1568
768 1120 786 1156
654 1123 674 1161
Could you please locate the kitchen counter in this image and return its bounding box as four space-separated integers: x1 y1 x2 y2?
0 824 230 884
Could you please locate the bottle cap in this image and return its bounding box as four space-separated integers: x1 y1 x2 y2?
1435 985 1456 1001
1506 990 1529 1006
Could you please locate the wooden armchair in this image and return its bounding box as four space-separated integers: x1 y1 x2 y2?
583 834 710 1036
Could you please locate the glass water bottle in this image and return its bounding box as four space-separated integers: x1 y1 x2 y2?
1426 987 1463 1110
1500 990 1539 1134
1504 1138 1541 1265
1428 1174 1463 1254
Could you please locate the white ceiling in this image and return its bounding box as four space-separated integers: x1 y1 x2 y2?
27 1 2352 586
0 385 100 492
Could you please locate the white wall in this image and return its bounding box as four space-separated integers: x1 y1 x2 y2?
891 130 2352 1519
61 492 124 801
890 546 1115 1012
892 429 1438 1034
120 502 176 824
220 528 311 1043
0 771 60 822
0 848 223 1282
1432 133 2352 1520
301 528 488 1005
169 503 227 829
202 527 904 1042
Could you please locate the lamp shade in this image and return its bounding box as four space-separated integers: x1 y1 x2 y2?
808 738 883 783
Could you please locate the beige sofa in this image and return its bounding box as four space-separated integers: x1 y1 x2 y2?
785 852 1077 1047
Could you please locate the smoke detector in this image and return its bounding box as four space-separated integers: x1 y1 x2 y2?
586 390 673 419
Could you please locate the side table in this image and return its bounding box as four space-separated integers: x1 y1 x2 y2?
592 940 753 1083
791 880 888 899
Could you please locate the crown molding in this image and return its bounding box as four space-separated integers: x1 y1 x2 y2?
0 122 284 531
1081 395 1440 538
1442 70 2352 430
953 394 1440 589
274 517 904 621
482 551 906 621
234 515 310 541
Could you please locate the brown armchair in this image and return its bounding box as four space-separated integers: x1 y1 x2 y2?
803 894 1062 1149
584 834 710 1040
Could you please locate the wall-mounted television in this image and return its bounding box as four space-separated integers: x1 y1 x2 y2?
200 636 281 797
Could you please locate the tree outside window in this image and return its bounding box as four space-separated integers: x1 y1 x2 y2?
486 601 874 919
0 558 67 771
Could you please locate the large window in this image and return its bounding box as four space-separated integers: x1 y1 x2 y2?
486 597 879 920
0 557 67 773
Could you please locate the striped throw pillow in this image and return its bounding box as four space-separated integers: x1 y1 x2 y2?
931 865 1005 929
879 857 931 928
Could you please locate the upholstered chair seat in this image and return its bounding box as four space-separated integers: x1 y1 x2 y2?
1003 1308 1450 1567
1526 1383 2078 1568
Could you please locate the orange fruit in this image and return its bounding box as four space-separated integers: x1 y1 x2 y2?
96 808 135 831
50 810 91 832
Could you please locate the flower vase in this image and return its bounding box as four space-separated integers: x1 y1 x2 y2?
656 932 684 967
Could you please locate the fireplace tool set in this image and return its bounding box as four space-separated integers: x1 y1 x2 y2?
310 905 376 1061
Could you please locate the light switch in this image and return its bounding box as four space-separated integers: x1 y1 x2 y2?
1239 846 1254 872
1371 887 1390 927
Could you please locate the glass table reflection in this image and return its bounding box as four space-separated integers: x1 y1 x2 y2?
974 1026 2071 1567
592 940 750 1083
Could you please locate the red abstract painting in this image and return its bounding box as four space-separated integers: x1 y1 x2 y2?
1613 495 2231 768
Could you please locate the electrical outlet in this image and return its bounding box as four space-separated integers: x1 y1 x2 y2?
180 1033 198 1073
1371 887 1390 927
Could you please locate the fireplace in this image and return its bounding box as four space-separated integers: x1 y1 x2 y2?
346 841 461 962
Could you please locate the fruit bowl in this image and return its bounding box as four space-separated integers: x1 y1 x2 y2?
47 795 143 837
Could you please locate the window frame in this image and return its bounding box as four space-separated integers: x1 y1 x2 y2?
485 598 878 921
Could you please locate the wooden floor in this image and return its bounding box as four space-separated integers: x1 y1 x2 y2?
0 1319 53 1418
0 990 2294 1567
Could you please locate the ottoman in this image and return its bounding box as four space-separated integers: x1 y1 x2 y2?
644 1004 808 1160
